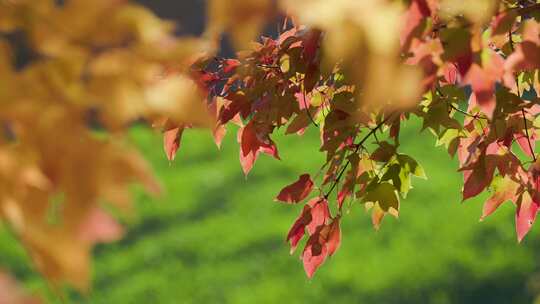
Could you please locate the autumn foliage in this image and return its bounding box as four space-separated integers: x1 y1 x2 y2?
1 0 540 298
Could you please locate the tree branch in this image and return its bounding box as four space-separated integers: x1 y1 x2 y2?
435 86 488 120
508 29 536 162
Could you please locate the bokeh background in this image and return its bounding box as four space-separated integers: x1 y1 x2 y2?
2 1 540 303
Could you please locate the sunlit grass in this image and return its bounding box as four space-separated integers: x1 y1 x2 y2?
0 119 538 303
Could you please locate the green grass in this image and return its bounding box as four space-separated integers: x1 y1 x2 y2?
1 119 540 303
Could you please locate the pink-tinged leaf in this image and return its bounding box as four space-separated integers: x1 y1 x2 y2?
507 41 540 70
0 271 41 304
400 0 431 50
286 205 311 253
294 92 310 110
371 205 385 231
237 122 280 175
192 70 220 91
302 233 328 278
260 143 280 160
221 59 240 74
443 63 459 85
239 123 258 158
326 219 341 257
213 124 227 149
529 105 540 116
163 126 184 161
276 174 314 204
238 123 260 175
457 135 481 167
208 98 228 149
77 208 124 244
515 132 536 158
219 93 251 124
404 40 440 91
516 192 539 242
481 176 519 220
465 62 502 119
277 27 298 45
302 243 327 278
462 158 495 201
504 23 540 73
491 10 517 36
238 149 256 176
299 218 341 278
487 149 521 178
307 198 330 235
287 226 305 254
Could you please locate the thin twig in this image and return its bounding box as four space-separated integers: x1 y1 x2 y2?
509 29 536 162
435 86 489 120
522 108 536 162
302 87 319 127
449 103 488 120
324 113 395 198
256 64 281 69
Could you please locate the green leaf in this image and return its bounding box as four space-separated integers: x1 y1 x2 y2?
397 154 427 179
363 182 399 213
279 54 290 73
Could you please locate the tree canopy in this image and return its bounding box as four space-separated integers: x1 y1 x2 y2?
0 0 539 298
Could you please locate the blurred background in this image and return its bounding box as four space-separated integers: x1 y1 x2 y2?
2 1 540 303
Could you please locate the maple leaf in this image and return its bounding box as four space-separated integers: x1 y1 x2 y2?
363 182 400 230
481 176 519 221
208 97 228 149
442 63 459 85
464 51 505 119
461 155 496 201
515 132 536 159
163 126 184 161
491 10 518 36
77 207 124 244
302 230 329 278
326 218 341 257
516 191 539 242
219 93 252 124
3 0 540 291
301 216 341 278
306 198 330 235
237 121 280 175
221 59 241 74
505 21 540 74
400 0 431 50
276 174 314 204
286 205 312 254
